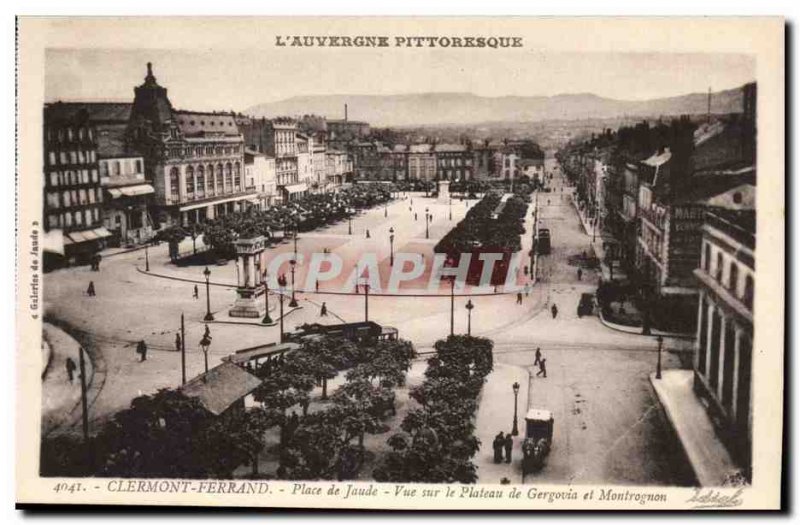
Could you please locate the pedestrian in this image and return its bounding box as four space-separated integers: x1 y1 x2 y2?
86 281 96 297
493 432 505 464
551 303 558 319
315 279 319 292
136 340 148 362
175 333 182 353
414 212 418 221
534 347 542 367
366 229 370 239
504 434 514 463
65 357 76 382
193 284 199 299
95 254 102 271
524 283 531 297
516 292 523 305
204 324 212 341
524 265 529 276
536 357 547 378
320 302 328 316
577 268 583 281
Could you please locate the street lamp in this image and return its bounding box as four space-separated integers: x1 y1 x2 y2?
278 284 285 343
389 227 395 266
465 299 474 336
511 381 520 436
384 203 388 218
262 270 272 324
656 335 664 379
449 277 455 336
360 278 370 322
293 223 299 258
144 244 150 272
425 207 430 239
449 198 452 221
200 332 211 379
348 212 353 235
203 266 214 321
289 258 298 307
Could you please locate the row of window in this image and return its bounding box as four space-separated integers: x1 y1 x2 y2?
165 145 242 160
46 187 104 210
47 149 97 167
48 169 100 188
47 207 100 229
703 241 754 310
45 126 94 144
169 164 242 200
99 158 144 179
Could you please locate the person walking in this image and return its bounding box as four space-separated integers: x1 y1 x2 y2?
414 212 418 221
86 281 96 297
534 347 542 367
315 279 319 292
551 304 558 319
536 357 547 378
516 292 523 305
193 284 199 299
366 229 371 239
320 302 328 316
524 283 531 297
65 357 76 382
175 333 182 353
493 432 505 464
504 434 514 464
136 340 148 362
577 268 583 281
203 324 213 342
95 254 102 271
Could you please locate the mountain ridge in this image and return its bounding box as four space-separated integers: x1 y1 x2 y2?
243 85 749 127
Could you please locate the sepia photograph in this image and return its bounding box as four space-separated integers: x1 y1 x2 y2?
15 16 785 510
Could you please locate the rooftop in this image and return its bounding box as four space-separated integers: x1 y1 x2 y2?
44 101 133 124
180 361 262 416
174 111 240 137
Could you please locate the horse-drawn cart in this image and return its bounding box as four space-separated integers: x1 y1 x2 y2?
521 408 554 475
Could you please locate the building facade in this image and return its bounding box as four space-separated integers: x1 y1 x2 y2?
693 208 755 474
434 143 473 181
43 104 111 266
127 63 253 226
407 144 436 181
244 149 277 210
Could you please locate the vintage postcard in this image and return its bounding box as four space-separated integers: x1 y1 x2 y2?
15 17 785 510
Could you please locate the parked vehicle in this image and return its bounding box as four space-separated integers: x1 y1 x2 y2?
577 292 595 317
521 408 554 475
537 228 551 255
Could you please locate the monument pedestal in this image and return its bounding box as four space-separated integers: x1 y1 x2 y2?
228 236 267 318
437 180 450 204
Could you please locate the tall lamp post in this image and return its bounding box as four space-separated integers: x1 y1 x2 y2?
200 333 211 379
425 208 431 239
656 335 664 379
384 203 388 218
289 258 298 307
449 277 455 336
278 282 286 342
360 278 370 322
293 223 299 259
348 211 353 235
203 266 214 321
449 198 452 221
389 227 395 266
144 244 150 272
262 270 272 324
465 299 474 336
511 381 520 436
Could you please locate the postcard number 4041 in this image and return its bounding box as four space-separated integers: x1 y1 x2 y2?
53 482 86 494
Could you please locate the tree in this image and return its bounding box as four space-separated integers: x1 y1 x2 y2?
300 336 356 400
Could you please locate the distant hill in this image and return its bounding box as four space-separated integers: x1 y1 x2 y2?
243 86 747 127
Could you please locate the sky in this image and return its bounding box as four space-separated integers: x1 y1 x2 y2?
44 47 755 114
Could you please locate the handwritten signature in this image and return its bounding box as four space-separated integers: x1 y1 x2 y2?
686 488 744 509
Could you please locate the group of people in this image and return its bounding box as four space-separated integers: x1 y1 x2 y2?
534 347 547 378
492 431 515 464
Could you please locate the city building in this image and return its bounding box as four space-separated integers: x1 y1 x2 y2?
434 143 473 181
693 207 755 474
127 63 253 226
43 103 111 267
312 139 327 193
244 148 277 210
296 132 313 198
237 116 304 202
407 143 436 181
325 149 353 189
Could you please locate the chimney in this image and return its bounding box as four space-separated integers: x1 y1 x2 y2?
345 104 348 122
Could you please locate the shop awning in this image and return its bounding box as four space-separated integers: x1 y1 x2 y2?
67 227 113 244
107 184 155 199
282 183 308 194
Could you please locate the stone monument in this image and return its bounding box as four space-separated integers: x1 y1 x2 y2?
228 235 266 318
437 180 450 204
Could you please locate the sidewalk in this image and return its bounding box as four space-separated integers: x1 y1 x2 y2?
649 370 740 486
570 195 628 283
474 362 531 483
41 322 93 437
